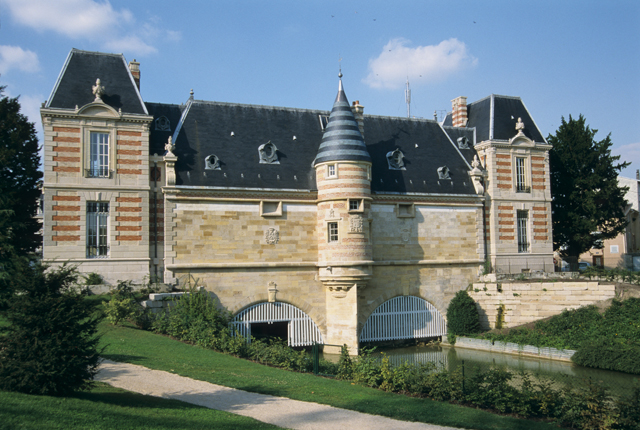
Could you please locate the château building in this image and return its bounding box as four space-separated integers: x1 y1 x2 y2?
41 49 553 352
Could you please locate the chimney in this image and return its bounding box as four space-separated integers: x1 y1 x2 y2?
128 59 140 90
351 100 365 140
451 96 468 127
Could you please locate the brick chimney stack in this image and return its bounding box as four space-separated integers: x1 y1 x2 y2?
451 96 468 127
129 59 140 90
351 100 365 140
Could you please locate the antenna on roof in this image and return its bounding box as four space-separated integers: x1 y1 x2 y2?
405 77 411 118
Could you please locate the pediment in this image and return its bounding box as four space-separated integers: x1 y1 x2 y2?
77 101 119 118
509 135 535 147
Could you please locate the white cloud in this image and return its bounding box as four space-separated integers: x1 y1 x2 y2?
0 0 179 56
363 38 478 89
103 36 157 56
1 0 131 38
0 45 39 74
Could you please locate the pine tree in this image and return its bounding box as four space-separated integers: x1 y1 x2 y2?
548 115 630 262
0 87 42 277
0 264 102 395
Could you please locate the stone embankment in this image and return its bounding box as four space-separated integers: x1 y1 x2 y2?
469 281 616 330
451 337 575 362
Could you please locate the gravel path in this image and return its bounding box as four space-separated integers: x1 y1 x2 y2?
96 360 462 430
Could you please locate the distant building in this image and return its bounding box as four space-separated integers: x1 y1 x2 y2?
40 49 553 352
580 174 640 270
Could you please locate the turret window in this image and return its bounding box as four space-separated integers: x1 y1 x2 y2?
327 164 337 178
348 199 363 212
328 222 339 242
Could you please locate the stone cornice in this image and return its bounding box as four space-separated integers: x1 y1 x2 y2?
40 106 153 124
475 140 552 151
162 186 317 202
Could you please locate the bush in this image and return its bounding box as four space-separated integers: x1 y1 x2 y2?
446 290 480 336
572 337 640 375
0 264 102 395
83 272 103 285
102 281 140 326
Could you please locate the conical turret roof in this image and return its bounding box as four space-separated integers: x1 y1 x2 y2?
313 76 371 166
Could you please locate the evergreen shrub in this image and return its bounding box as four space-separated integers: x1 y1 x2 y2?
0 264 102 395
571 337 640 375
446 290 481 336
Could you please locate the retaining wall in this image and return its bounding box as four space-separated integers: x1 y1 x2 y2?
469 281 616 330
453 336 576 362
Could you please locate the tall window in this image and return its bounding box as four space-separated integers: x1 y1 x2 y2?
327 164 336 178
517 210 529 253
328 222 338 243
87 202 109 258
515 157 529 192
89 132 109 177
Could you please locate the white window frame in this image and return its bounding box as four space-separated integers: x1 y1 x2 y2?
87 201 109 258
328 222 339 243
515 157 529 193
517 210 529 253
88 131 110 178
327 164 337 179
348 198 363 213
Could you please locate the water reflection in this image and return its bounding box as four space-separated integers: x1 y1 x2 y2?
325 344 640 398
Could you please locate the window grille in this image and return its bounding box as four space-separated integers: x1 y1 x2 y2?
517 210 529 253
89 132 109 177
515 157 529 192
87 202 109 258
328 222 338 242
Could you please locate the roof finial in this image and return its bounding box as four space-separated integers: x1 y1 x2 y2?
189 89 194 100
338 55 343 79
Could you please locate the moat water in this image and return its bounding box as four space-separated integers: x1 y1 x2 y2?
325 344 639 398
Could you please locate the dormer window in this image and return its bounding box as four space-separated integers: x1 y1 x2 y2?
155 116 171 131
258 141 279 164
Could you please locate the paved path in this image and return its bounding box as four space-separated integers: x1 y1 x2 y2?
96 360 462 430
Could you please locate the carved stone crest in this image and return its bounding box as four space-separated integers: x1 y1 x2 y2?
258 141 279 164
264 228 279 244
386 148 406 170
329 208 335 218
401 227 411 243
349 215 363 233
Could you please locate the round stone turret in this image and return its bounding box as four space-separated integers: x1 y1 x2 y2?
315 76 372 297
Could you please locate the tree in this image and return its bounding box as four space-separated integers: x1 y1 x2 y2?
0 264 102 395
0 86 42 268
446 290 480 336
548 115 630 263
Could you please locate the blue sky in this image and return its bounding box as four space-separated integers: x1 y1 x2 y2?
1 0 638 178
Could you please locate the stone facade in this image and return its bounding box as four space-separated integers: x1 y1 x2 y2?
41 49 556 354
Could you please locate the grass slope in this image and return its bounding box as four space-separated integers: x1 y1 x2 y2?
0 382 280 430
99 322 559 430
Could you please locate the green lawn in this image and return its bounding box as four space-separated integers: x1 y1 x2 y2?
0 382 281 430
98 321 560 430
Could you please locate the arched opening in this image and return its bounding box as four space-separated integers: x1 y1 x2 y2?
360 296 446 343
231 302 323 347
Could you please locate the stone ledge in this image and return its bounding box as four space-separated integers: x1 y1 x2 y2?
452 337 576 362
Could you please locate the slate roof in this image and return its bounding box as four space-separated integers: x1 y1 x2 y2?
313 78 370 166
443 94 545 144
162 98 477 195
46 49 147 115
146 102 185 155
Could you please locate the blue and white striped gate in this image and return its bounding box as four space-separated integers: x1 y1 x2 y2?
231 302 323 347
360 296 447 342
